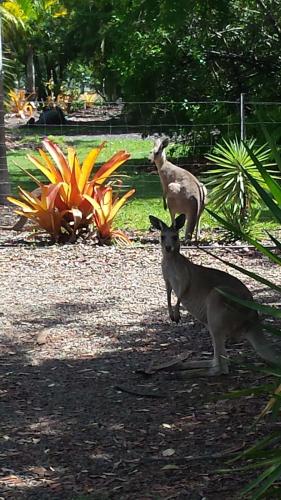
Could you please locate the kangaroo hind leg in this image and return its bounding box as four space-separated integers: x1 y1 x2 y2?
177 328 228 377
184 198 198 244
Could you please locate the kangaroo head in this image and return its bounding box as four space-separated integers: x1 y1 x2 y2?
149 136 170 163
149 214 186 253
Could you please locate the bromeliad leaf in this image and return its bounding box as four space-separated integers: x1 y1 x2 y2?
85 185 135 244
78 142 106 190
91 150 131 185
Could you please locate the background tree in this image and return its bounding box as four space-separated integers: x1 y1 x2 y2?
59 1 281 101
0 1 21 204
3 0 68 96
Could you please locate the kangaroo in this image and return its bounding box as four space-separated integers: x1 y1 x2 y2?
149 213 280 376
149 137 207 242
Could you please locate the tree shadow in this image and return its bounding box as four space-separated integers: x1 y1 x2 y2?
1 300 277 499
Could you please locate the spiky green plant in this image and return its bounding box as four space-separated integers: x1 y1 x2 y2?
205 137 274 231
208 134 281 499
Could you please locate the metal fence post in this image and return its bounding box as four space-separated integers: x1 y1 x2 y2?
240 93 246 142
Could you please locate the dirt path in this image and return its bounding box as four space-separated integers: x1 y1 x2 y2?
0 216 280 499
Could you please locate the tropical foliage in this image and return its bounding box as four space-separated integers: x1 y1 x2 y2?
205 137 274 234
1 1 281 104
7 89 34 118
7 139 135 243
209 132 281 498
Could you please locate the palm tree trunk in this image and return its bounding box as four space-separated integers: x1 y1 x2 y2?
26 44 35 95
0 11 10 205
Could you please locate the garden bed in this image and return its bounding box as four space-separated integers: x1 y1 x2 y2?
0 207 280 499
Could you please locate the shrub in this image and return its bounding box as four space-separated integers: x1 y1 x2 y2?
205 137 274 235
8 139 135 244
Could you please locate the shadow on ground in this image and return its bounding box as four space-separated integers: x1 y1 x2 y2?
1 300 278 500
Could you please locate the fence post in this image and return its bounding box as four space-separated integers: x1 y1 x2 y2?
240 93 246 142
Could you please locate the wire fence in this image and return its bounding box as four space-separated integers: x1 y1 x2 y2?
23 95 281 149
8 96 281 195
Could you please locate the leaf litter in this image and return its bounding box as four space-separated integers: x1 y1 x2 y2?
0 207 281 499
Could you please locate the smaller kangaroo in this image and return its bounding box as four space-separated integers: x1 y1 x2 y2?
149 137 207 242
149 213 280 376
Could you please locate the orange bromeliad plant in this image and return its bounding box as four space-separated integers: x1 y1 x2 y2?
8 139 135 243
85 185 135 244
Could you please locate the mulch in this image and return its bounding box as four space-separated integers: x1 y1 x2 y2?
0 206 281 500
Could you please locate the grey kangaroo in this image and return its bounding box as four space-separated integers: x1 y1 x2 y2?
149 213 280 376
149 137 207 242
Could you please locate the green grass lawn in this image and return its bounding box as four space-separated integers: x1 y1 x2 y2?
6 135 279 236
8 135 153 190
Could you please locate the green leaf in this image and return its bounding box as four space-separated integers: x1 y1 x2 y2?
200 248 281 295
240 464 276 497
243 169 281 223
263 323 281 337
216 289 281 318
243 142 281 205
207 209 281 265
230 432 281 464
217 384 274 400
266 231 281 251
251 463 281 499
258 112 281 173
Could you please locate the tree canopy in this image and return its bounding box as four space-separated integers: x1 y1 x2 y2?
2 0 281 102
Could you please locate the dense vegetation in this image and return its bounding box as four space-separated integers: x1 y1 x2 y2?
2 0 281 104
1 2 281 496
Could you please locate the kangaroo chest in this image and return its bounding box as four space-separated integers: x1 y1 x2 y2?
162 258 208 324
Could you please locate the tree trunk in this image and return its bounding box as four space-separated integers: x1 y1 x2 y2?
0 76 10 204
26 45 35 95
0 14 10 205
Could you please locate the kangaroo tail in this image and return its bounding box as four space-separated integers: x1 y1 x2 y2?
245 329 280 365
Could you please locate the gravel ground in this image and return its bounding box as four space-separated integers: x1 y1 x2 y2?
0 207 281 499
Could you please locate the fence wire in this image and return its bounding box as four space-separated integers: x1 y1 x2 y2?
6 98 281 197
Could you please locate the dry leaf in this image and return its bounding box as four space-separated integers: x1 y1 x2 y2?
161 464 179 470
0 475 25 485
36 331 49 345
162 448 175 457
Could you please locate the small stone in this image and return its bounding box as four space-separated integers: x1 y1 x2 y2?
36 331 50 345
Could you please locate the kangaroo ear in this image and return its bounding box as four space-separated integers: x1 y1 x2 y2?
174 214 186 231
149 215 166 231
161 137 169 149
153 138 163 156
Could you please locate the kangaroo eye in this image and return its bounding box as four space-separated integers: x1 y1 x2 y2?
172 235 178 241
